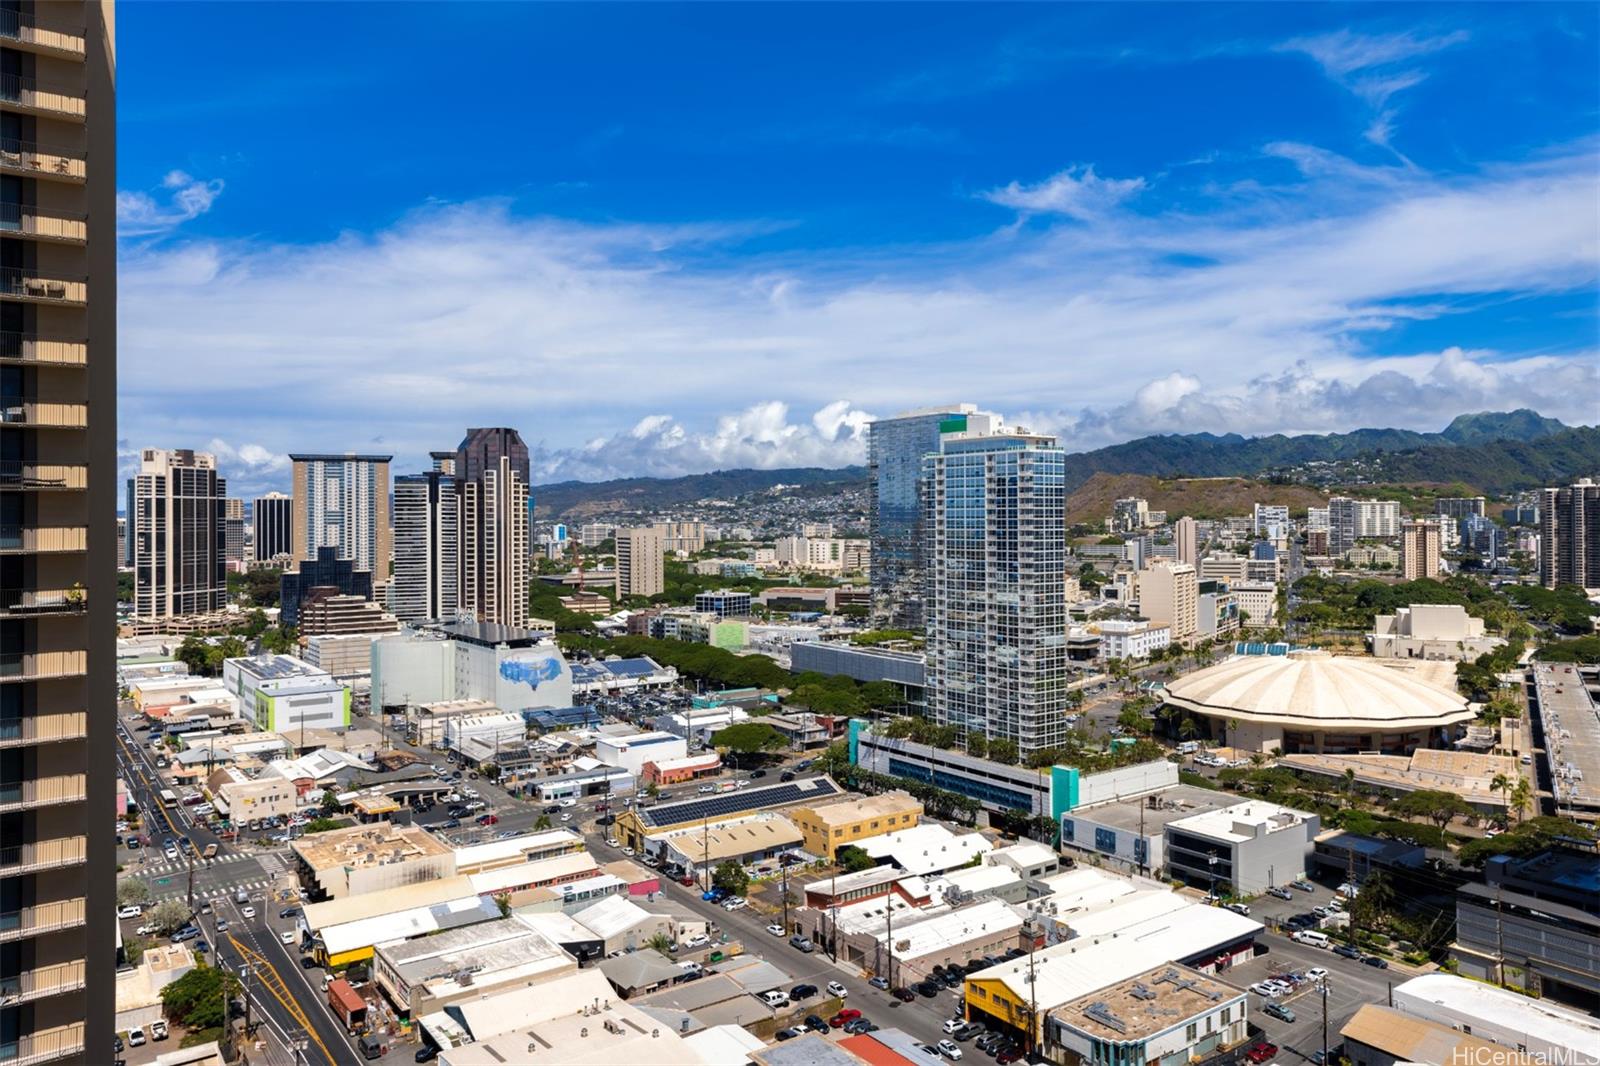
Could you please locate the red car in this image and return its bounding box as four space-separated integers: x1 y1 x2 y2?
476 814 498 826
829 1009 862 1029
1246 1042 1279 1063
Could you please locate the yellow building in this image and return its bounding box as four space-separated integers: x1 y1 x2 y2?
787 790 922 860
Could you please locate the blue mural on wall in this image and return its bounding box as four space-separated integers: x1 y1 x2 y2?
500 654 563 690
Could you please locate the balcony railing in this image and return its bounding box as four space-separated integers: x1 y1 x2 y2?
0 589 87 618
0 836 87 876
0 1021 87 1066
0 775 87 813
0 334 86 366
0 527 86 554
0 138 84 182
0 203 85 244
0 898 87 943
0 653 87 684
0 74 86 121
0 398 88 428
0 270 87 306
0 11 87 59
0 711 88 746
0 959 86 1005
0 463 86 491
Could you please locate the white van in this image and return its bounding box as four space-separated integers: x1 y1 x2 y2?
1292 930 1330 948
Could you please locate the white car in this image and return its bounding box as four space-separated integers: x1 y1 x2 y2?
697 784 716 794
240 906 256 919
150 1020 169 1041
164 846 179 862
127 1027 147 1047
722 897 747 911
684 934 710 949
937 1039 963 1060
942 1019 964 1034
116 905 142 920
560 813 572 822
605 838 621 848
1249 982 1282 998
1305 967 1329 982
622 847 635 856
766 923 785 936
827 981 848 999
135 923 157 936
281 931 296 945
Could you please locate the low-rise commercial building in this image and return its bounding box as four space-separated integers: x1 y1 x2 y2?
594 730 688 776
1061 785 1231 876
1095 619 1172 661
1340 1003 1530 1066
1451 849 1599 1006
641 752 722 786
787 791 923 860
657 815 805 877
372 916 577 1017
210 769 299 822
613 774 843 849
1389 974 1599 1066
654 705 750 744
222 654 351 733
1164 801 1319 896
1370 604 1505 661
452 829 587 874
1045 964 1249 1066
291 821 456 900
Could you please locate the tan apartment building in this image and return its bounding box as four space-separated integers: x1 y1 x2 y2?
289 453 392 588
207 768 298 823
291 821 456 901
1140 561 1198 645
1 4 116 1062
788 791 922 860
1401 519 1441 581
130 448 226 618
615 525 665 598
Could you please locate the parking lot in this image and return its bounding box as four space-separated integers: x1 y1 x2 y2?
1225 934 1401 1064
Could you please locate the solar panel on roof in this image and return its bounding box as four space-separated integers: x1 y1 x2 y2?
640 777 838 827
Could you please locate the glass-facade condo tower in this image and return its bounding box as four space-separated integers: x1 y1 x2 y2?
867 404 974 630
922 415 1069 755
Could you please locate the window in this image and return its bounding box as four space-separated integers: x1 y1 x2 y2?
1061 820 1075 843
1186 1024 1196 1042
1222 1008 1231 1026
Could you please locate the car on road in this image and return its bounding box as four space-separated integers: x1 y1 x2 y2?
1245 1041 1279 1064
1333 944 1362 960
559 813 572 822
1263 1003 1296 1023
215 919 229 933
606 838 622 848
829 1009 862 1028
279 907 300 919
937 1039 963 1060
697 785 716 794
116 905 141 920
750 770 766 779
722 896 747 911
1291 879 1315 892
1305 967 1328 982
767 923 785 936
790 934 814 953
1362 955 1389 969
281 930 296 945
240 906 256 919
476 814 498 826
163 846 179 861
868 975 889 990
127 1027 146 1047
803 1015 830 1034
827 981 848 999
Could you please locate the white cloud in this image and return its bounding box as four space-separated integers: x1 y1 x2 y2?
980 164 1146 220
117 170 225 237
1277 28 1469 149
117 143 1597 497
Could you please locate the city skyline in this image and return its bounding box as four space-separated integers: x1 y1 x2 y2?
114 3 1598 495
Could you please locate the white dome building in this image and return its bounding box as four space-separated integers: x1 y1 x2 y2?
1163 649 1473 755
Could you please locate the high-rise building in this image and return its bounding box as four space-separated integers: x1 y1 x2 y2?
114 515 124 567
661 520 705 554
222 496 245 564
456 428 530 626
1328 496 1401 554
867 404 974 630
616 525 665 599
132 449 227 618
289 453 392 586
1140 561 1199 645
1173 516 1198 566
1401 519 1442 581
1252 503 1289 536
251 491 291 560
0 6 116 1056
1538 479 1600 589
1110 496 1150 533
279 546 373 627
390 469 459 621
1435 497 1487 522
1460 514 1503 565
923 413 1068 755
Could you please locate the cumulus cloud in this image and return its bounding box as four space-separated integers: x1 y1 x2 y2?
117 170 225 237
117 140 1597 497
980 164 1146 220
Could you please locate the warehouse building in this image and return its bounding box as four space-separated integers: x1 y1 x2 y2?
291 821 455 900
1046 964 1249 1066
372 916 577 1017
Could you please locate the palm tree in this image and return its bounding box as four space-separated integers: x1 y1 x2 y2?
1508 778 1533 825
1489 773 1510 822
1342 768 1356 795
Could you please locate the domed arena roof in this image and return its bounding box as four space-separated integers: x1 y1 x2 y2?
1163 650 1473 732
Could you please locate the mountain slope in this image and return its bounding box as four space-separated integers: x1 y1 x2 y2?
1440 409 1568 446
533 466 865 518
1066 474 1330 525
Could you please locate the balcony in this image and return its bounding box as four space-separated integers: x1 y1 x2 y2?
0 74 85 122
0 589 87 618
0 270 87 306
0 711 88 745
0 203 85 245
0 10 87 60
0 138 85 183
0 462 86 491
0 897 87 943
0 774 86 813
0 835 87 875
0 334 86 367
0 959 86 1005
0 397 88 428
0 527 86 554
0 1021 86 1066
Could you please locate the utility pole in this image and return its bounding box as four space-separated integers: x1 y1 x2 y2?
186 847 196 914
1026 930 1039 1058
780 857 791 935
1319 979 1329 1065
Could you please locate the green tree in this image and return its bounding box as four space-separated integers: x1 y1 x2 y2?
147 899 192 934
835 845 877 873
712 860 750 896
260 625 299 655
1507 778 1533 825
493 893 511 918
320 789 340 813
117 878 153 907
1396 790 1471 831
965 732 988 760
160 965 240 1032
988 739 1019 766
859 681 903 712
1117 704 1152 736
709 722 789 768
534 814 553 831
303 817 342 834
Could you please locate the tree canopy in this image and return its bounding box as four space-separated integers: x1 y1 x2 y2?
161 965 239 1032
709 722 789 758
712 860 750 896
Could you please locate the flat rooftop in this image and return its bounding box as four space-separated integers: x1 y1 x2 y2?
793 790 922 825
1166 800 1312 843
292 821 451 871
1533 662 1600 814
1071 785 1230 834
432 620 552 648
1283 750 1520 806
1053 964 1244 1041
378 915 572 989
228 654 329 681
672 817 803 863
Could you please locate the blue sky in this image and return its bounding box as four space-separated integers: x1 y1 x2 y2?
117 3 1600 494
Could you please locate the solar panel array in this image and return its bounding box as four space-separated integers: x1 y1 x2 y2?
640 776 839 828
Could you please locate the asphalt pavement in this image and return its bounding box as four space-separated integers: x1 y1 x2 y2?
1226 933 1399 1064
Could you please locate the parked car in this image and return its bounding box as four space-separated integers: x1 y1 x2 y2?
150 1020 169 1041
127 1027 146 1048
829 1009 862 1028
116 905 142 920
1246 1041 1279 1064
774 1028 801 1042
1362 955 1389 969
279 907 301 920
843 1018 879 1035
1305 967 1329 982
915 981 941 998
790 934 815 953
722 896 747 911
804 1015 830 1034
827 981 848 999
684 934 709 949
791 984 817 999
869 975 890 990
892 987 916 1002
1291 879 1315 892
942 1019 965 1034
1267 886 1293 900
937 1039 963 1060
952 1022 983 1042
1264 1003 1296 1022
1333 944 1362 960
